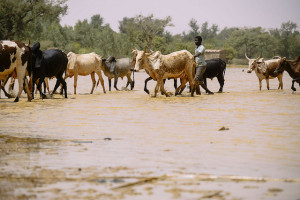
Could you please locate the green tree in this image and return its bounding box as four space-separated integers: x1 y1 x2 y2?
0 0 67 40
119 14 173 50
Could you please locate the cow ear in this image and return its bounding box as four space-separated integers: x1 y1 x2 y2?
31 42 40 52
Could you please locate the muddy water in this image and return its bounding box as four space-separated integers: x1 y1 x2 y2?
0 68 300 200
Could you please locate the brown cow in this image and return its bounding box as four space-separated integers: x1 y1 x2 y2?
133 49 195 97
274 56 300 91
0 40 31 102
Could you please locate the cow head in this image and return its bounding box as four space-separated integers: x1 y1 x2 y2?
274 57 287 75
102 56 117 73
132 48 147 72
30 42 43 69
245 53 261 73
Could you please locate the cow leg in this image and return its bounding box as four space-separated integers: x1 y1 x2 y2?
74 73 78 94
8 77 15 94
173 79 177 89
175 78 187 96
36 77 47 99
144 77 152 94
113 75 119 91
277 74 283 90
108 78 112 91
186 63 196 97
266 78 270 90
35 78 41 94
217 74 225 92
0 76 14 98
157 72 169 97
290 78 300 92
31 77 36 99
161 79 167 95
14 68 26 102
24 77 32 102
195 83 201 95
258 78 262 91
125 74 133 90
90 72 96 94
60 76 68 95
52 75 67 98
159 78 170 97
58 77 68 98
95 70 106 94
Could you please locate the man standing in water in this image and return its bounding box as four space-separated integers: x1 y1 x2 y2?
194 36 214 94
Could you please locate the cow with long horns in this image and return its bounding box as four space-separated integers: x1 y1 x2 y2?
245 54 283 90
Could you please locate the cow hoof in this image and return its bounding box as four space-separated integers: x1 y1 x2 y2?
6 93 15 98
167 92 173 96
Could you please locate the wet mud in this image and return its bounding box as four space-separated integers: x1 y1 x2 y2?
0 68 300 199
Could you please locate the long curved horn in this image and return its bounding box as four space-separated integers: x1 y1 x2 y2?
255 55 260 61
245 53 250 60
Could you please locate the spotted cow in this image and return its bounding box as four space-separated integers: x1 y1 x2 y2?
0 40 32 102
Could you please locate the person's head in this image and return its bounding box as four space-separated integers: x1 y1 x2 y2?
195 36 202 46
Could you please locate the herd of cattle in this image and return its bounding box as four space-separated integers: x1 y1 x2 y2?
0 40 300 102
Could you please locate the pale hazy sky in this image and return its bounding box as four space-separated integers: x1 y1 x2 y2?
60 0 300 34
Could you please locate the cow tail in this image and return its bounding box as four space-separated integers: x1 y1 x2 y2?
222 59 227 76
132 69 135 89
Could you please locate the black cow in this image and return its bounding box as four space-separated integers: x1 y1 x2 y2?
31 42 68 99
186 58 226 94
203 58 226 93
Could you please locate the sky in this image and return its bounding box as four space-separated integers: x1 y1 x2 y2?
60 0 300 34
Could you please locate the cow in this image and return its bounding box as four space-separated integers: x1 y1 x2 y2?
203 58 227 93
0 40 32 102
131 51 177 94
65 52 106 95
133 49 196 97
100 56 134 91
274 56 300 91
31 42 68 99
245 54 283 90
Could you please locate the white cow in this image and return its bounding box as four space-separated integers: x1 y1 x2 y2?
245 54 283 90
133 49 196 97
65 52 106 94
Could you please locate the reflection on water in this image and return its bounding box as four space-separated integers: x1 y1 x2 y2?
0 68 300 199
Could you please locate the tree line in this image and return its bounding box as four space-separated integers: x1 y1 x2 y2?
1 0 300 64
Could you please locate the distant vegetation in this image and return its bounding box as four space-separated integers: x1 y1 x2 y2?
1 0 300 63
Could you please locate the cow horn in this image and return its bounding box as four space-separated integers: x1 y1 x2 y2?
245 53 250 60
255 55 260 61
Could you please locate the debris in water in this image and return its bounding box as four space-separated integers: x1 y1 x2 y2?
219 126 229 131
104 137 112 141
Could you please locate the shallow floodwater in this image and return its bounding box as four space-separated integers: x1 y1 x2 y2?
0 68 300 200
